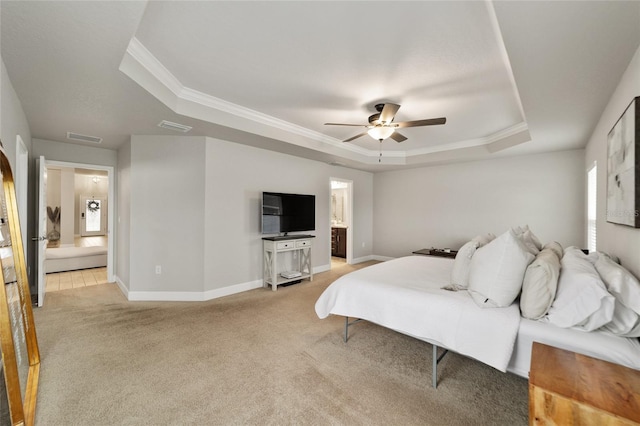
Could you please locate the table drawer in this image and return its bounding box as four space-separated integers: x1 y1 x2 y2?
276 241 295 250
296 240 312 248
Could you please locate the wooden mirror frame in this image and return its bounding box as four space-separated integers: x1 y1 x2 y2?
0 142 40 426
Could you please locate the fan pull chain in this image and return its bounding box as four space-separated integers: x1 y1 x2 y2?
379 139 383 163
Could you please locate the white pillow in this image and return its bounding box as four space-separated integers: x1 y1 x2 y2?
472 233 496 247
467 229 535 308
518 229 541 255
603 300 640 337
542 241 563 259
594 255 640 337
545 248 614 331
594 254 640 314
449 240 479 289
520 248 560 320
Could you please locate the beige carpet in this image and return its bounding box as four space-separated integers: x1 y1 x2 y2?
32 262 528 425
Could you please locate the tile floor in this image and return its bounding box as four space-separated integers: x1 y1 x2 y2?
45 267 109 292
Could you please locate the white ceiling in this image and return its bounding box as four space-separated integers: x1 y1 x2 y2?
2 1 639 172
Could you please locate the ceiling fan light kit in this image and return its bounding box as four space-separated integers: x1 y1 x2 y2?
367 126 395 141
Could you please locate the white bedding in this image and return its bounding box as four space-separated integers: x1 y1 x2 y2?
316 256 640 377
315 256 521 372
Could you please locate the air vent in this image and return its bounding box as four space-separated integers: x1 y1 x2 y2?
67 132 103 144
158 120 192 133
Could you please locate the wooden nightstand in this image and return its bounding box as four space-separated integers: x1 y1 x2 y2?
412 248 457 258
529 342 640 425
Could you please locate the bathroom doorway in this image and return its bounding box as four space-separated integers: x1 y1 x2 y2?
330 178 353 269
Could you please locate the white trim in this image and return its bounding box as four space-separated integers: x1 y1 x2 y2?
121 37 530 163
404 122 529 156
313 264 331 274
330 177 354 265
15 136 28 255
125 37 183 97
45 160 115 283
371 255 394 262
115 275 129 298
125 279 265 302
587 161 597 252
352 255 377 264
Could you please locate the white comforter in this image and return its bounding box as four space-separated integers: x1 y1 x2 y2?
315 256 521 372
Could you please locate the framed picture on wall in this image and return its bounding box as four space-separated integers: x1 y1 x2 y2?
607 96 640 228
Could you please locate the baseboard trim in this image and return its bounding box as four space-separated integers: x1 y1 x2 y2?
112 258 390 302
313 264 331 274
114 275 129 298
123 279 264 302
371 255 394 262
203 279 263 301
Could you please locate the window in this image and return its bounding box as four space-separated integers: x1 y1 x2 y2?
587 163 597 252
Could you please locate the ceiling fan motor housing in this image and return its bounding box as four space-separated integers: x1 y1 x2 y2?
368 113 381 125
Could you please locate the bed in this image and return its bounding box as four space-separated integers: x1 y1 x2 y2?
315 255 640 387
45 246 107 273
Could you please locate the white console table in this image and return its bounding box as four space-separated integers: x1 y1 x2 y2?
262 235 314 291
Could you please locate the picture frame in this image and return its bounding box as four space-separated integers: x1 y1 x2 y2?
0 141 40 425
606 96 640 228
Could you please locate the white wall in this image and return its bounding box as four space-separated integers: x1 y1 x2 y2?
128 135 206 294
585 43 640 278
373 150 585 258
1 58 33 286
203 137 374 293
117 135 374 300
32 138 117 167
1 59 31 171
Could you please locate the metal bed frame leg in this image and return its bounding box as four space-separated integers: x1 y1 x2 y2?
344 316 362 343
343 316 448 389
344 316 349 342
432 345 449 389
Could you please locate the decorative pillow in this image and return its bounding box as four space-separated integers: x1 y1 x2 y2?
594 250 620 264
543 241 563 259
545 248 614 331
593 254 640 336
472 233 496 247
467 229 535 308
449 240 479 289
519 230 541 255
520 248 561 320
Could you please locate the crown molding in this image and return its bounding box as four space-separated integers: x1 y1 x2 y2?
121 37 529 167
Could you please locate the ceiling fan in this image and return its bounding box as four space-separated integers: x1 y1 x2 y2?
325 103 446 143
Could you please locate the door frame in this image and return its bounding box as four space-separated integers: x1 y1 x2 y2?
15 136 28 257
43 160 115 283
330 178 353 265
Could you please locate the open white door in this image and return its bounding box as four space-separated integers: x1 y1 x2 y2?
35 156 48 307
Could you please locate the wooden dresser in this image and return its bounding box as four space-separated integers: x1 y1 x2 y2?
529 342 640 425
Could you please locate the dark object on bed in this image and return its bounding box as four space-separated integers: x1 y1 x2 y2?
412 248 457 258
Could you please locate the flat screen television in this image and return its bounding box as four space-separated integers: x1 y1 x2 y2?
262 192 315 235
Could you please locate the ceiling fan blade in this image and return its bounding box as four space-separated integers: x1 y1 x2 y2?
379 103 401 124
325 123 367 127
343 132 368 142
390 132 407 143
394 117 446 128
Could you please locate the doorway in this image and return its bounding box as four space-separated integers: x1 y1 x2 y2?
36 159 114 306
330 178 353 269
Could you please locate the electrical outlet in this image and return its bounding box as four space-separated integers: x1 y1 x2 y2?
362 242 366 248
155 265 162 275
